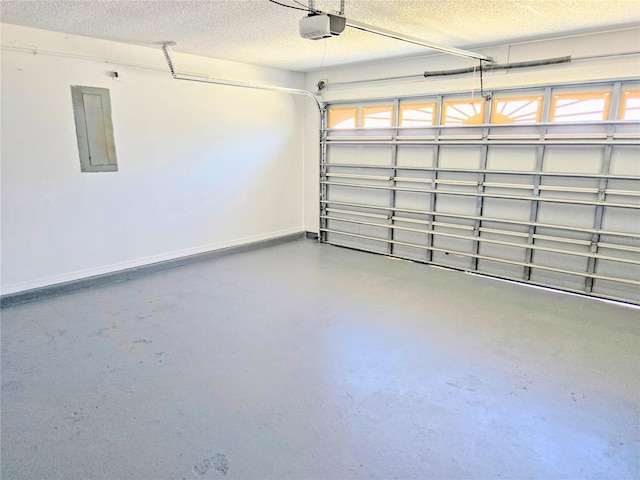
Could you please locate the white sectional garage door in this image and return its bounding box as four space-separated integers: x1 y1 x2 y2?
319 81 640 304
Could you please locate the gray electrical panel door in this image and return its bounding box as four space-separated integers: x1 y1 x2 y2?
71 86 117 172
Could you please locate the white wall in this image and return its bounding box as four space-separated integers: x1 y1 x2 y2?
1 24 307 295
3 25 638 294
302 27 640 232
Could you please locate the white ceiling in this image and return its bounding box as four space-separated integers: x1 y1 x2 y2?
1 0 639 72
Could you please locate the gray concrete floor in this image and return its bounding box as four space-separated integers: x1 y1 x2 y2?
1 239 639 480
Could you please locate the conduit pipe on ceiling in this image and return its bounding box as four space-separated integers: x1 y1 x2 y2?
160 43 322 117
2 44 172 73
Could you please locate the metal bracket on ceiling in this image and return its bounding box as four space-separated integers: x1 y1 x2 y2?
159 41 177 76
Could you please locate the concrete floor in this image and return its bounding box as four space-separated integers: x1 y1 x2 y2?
1 239 639 480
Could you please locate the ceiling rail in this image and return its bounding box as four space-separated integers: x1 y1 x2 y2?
344 18 493 62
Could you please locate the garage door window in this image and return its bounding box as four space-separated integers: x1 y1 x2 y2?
328 106 357 129
441 99 485 125
362 105 394 127
550 91 611 122
399 102 436 126
619 89 640 120
491 95 543 124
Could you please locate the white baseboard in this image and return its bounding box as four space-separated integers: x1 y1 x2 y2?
1 227 303 296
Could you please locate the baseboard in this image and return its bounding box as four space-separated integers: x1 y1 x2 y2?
1 231 307 308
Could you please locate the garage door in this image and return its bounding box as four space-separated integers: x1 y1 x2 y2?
320 81 640 304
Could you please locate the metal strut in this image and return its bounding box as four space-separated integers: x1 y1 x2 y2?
480 60 485 99
159 42 322 115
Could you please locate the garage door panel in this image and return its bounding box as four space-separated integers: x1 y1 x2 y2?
432 232 474 260
529 265 588 291
396 168 431 180
543 146 605 174
438 146 482 169
610 146 640 176
392 245 428 262
325 216 388 254
595 258 639 280
326 231 388 254
605 179 640 206
434 194 477 216
326 145 353 164
537 203 596 229
487 146 538 171
327 166 390 176
592 278 640 304
436 171 478 193
481 198 531 222
600 207 640 235
358 224 388 239
431 251 471 269
478 241 527 261
395 191 432 210
328 184 389 206
485 173 534 185
326 203 389 219
327 218 386 238
539 176 600 203
393 229 430 250
326 184 357 204
477 258 525 279
321 82 640 304
533 238 590 258
598 234 640 260
531 248 589 270
327 145 392 165
432 224 474 242
535 229 591 248
396 180 429 193
476 234 528 277
397 145 434 167
484 184 535 198
481 220 530 239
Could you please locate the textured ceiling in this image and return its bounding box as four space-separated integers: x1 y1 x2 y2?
1 0 639 72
